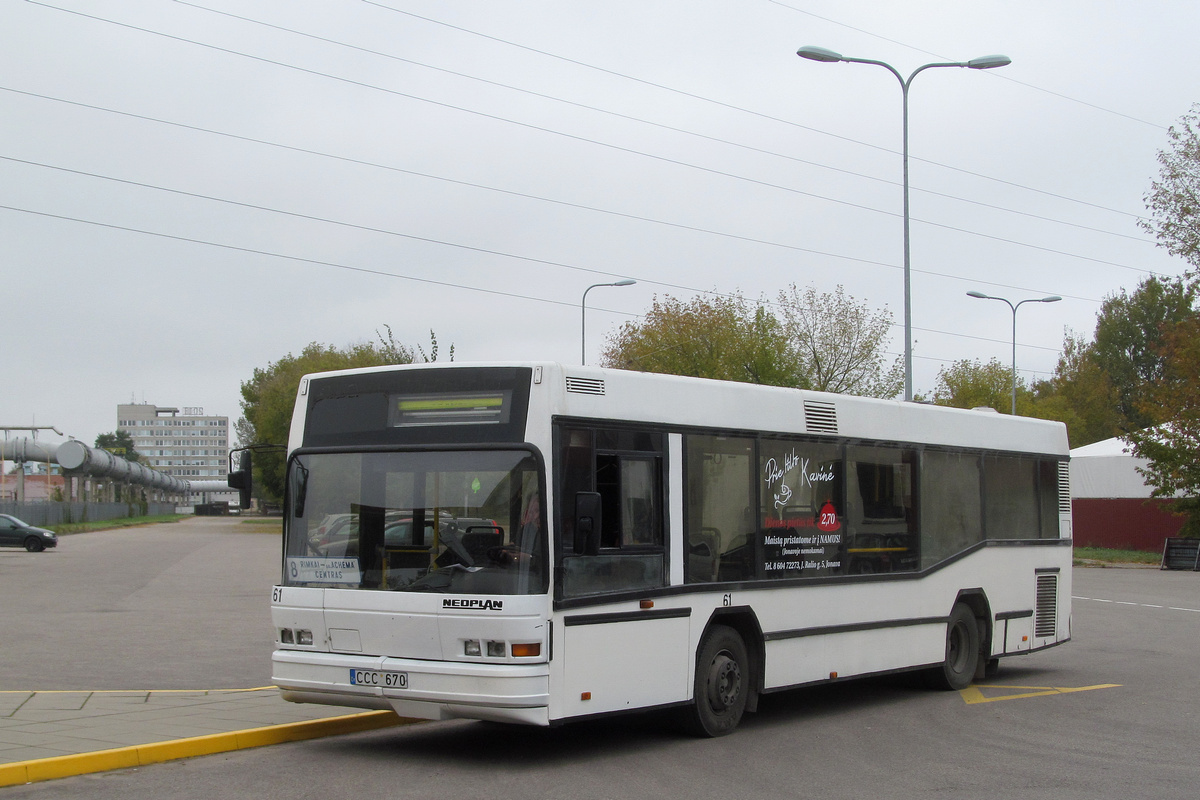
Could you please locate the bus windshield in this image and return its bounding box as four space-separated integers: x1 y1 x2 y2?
284 449 545 595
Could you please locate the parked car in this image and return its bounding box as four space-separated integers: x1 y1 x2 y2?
0 514 58 552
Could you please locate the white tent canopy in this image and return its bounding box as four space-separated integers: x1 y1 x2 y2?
1070 436 1158 499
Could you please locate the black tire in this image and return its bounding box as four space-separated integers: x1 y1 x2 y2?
684 625 749 737
928 603 981 691
24 537 44 553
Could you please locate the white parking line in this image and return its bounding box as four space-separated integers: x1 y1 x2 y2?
1074 595 1200 614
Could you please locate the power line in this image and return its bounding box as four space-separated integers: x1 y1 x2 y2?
0 188 1058 358
0 149 1102 321
20 3 1160 279
170 0 1155 246
0 86 1113 307
0 202 602 313
764 0 1168 130
360 0 1151 220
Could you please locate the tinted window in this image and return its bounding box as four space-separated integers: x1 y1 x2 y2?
686 435 756 583
983 455 1040 539
921 450 983 568
557 424 665 597
845 445 919 574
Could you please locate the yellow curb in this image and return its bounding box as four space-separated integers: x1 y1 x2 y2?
0 710 411 788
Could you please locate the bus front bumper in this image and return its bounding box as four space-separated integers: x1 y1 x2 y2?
272 649 551 726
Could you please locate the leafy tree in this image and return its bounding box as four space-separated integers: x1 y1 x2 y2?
931 357 1029 413
602 285 902 399
777 284 903 398
95 430 139 462
238 330 449 503
1090 275 1197 430
1029 332 1123 448
601 293 795 387
1142 104 1200 269
1123 315 1200 535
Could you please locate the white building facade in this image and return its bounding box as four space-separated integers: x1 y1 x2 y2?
117 404 230 481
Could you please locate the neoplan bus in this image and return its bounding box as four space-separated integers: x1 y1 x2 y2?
243 362 1071 736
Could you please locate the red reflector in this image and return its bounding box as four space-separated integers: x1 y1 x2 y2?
581 692 591 701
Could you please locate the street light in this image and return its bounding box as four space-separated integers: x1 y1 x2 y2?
797 46 1011 402
966 291 1061 415
581 280 636 365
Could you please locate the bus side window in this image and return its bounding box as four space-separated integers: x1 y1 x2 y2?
685 435 755 583
921 450 983 567
558 426 665 597
846 446 918 574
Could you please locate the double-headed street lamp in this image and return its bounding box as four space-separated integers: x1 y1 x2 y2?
581 280 636 365
797 46 1011 402
966 291 1061 415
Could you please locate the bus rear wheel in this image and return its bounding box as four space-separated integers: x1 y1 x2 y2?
928 603 980 691
684 625 748 737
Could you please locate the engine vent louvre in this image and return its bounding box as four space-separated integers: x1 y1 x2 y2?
1058 462 1072 515
803 400 838 434
565 377 605 396
1035 573 1059 638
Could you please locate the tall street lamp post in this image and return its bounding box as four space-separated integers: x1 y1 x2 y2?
797 46 1011 402
966 291 1062 415
581 280 636 365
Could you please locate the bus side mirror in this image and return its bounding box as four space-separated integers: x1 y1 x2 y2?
228 450 253 509
573 492 602 556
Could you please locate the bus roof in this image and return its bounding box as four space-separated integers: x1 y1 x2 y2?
295 361 1069 457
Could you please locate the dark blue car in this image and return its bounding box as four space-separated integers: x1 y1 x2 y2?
0 514 58 552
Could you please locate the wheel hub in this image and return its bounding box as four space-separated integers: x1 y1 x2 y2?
707 651 742 709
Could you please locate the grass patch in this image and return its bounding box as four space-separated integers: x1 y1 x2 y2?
51 514 185 535
1074 546 1161 566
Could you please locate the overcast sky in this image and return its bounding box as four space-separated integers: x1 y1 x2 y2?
2 0 1197 454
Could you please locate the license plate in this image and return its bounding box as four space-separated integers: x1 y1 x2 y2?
349 669 408 689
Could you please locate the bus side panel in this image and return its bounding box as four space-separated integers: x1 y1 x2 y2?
557 615 690 719
764 625 944 688
1003 617 1033 654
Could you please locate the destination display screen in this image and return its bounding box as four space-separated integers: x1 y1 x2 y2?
390 392 511 427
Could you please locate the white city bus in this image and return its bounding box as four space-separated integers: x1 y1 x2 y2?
260 362 1071 736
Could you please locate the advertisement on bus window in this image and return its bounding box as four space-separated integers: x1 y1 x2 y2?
760 440 843 576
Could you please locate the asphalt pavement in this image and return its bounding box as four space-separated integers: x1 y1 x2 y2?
0 517 419 788
0 687 410 787
0 517 1182 791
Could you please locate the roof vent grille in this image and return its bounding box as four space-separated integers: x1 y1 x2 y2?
803 400 838 434
566 377 605 396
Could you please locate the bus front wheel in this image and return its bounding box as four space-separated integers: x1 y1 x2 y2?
929 603 981 691
685 625 749 737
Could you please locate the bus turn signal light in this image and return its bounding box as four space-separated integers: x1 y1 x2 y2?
511 643 541 658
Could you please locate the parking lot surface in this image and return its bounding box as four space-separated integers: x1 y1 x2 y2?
2 519 1198 797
